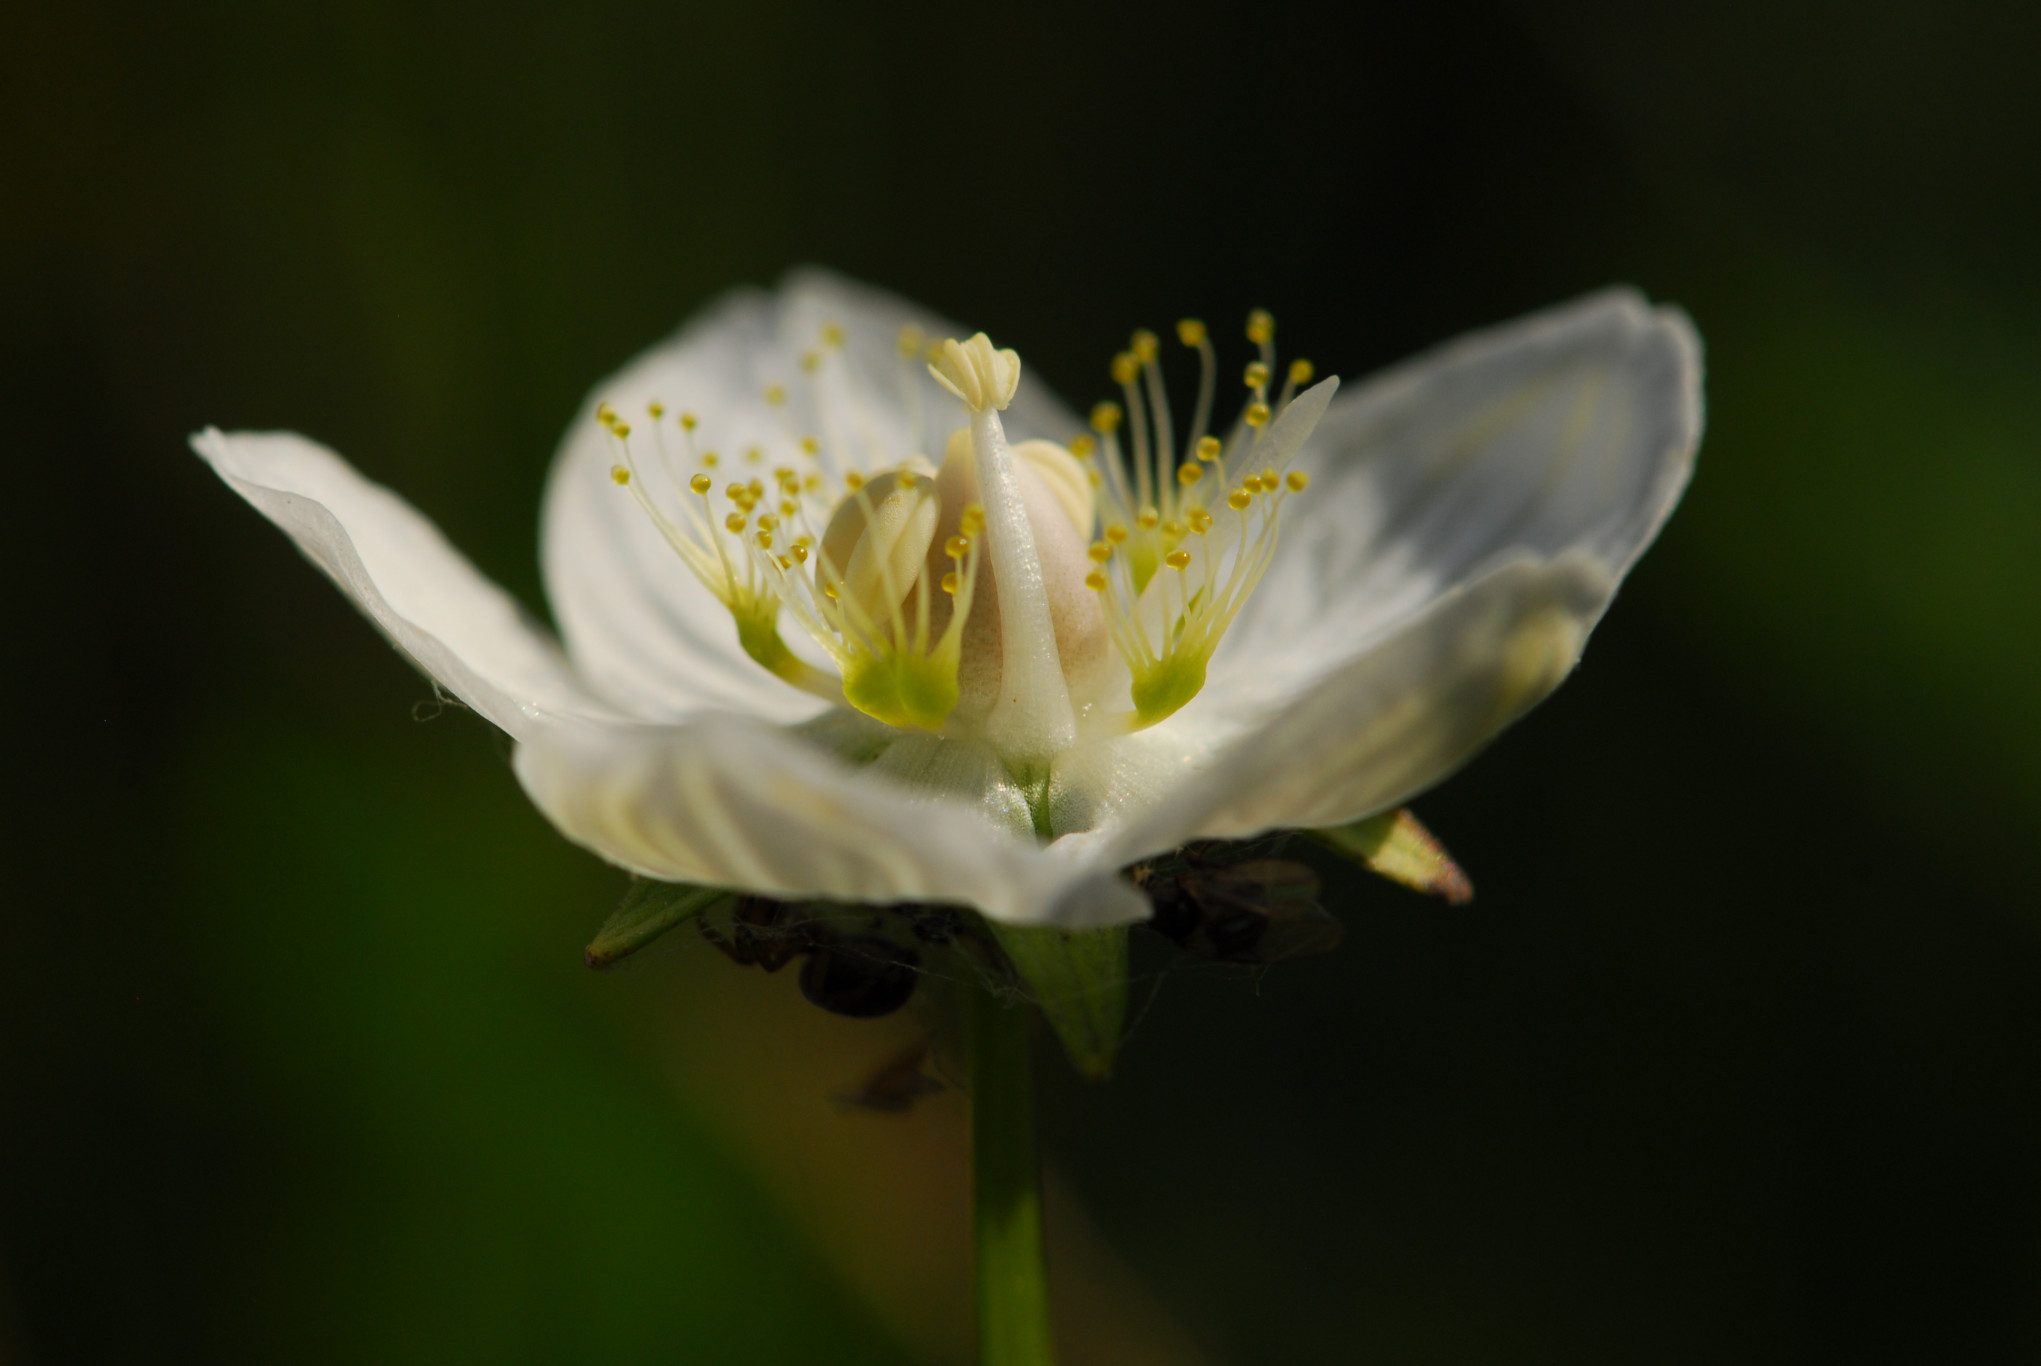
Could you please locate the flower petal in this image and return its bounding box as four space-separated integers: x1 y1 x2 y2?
1214 288 1701 703
1102 556 1615 861
513 715 1148 928
540 269 1082 723
192 428 616 740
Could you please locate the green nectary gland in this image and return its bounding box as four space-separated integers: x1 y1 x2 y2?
842 646 963 733
1130 649 1209 728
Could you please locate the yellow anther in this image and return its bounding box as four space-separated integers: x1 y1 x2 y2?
610 465 630 485
1069 434 1097 458
1177 318 1207 347
776 555 792 571
1197 435 1221 461
1090 402 1123 433
764 384 787 406
941 570 961 596
960 503 986 535
1244 360 1270 389
747 478 765 496
1261 467 1277 487
1288 358 1315 384
1245 401 1271 429
1087 541 1112 563
744 447 762 464
680 412 698 431
725 512 748 533
779 499 798 517
1165 548 1192 571
1104 522 1129 544
725 482 747 501
824 581 839 600
1177 462 1204 486
1085 569 1109 591
755 531 774 549
1247 308 1275 344
736 494 758 513
802 474 822 492
647 401 665 419
944 534 971 559
1162 520 1184 539
612 421 631 438
1286 470 1309 492
1227 488 1253 511
821 322 845 349
1110 352 1139 386
704 452 720 467
1187 508 1214 534
895 470 917 490
1131 329 1159 363
775 465 797 483
843 470 866 491
790 543 809 564
800 351 821 374
756 513 779 531
689 473 713 495
896 325 925 360
800 436 820 456
1087 468 1103 488
794 534 812 549
597 401 616 422
1138 508 1160 530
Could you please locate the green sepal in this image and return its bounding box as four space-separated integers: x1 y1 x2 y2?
987 922 1129 1080
585 879 731 968
1310 808 1474 904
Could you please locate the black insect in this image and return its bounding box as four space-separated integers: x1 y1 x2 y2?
799 936 921 1018
697 894 813 972
905 905 966 946
1140 855 1341 964
699 897 923 1019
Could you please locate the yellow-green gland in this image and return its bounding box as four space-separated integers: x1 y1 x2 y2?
843 647 961 733
734 595 807 687
1129 650 1209 728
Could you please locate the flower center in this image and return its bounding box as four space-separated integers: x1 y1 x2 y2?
595 307 1333 758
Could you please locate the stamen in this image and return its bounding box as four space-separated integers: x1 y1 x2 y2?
1180 318 1217 466
599 405 830 701
1072 305 1339 731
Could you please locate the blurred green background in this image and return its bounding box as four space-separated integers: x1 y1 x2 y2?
4 1 2040 1361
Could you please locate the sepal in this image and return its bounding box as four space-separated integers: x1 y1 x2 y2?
1310 808 1473 904
987 923 1129 1080
585 878 731 968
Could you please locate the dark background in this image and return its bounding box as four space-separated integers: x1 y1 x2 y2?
4 1 2040 1361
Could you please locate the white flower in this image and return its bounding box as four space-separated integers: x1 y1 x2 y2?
194 270 1701 932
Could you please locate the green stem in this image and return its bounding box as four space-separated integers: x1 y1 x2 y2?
968 989 1056 1366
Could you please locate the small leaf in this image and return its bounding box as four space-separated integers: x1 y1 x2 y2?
987 923 1129 1080
585 879 730 968
1311 808 1474 904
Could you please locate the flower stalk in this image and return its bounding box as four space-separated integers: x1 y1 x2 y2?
968 989 1056 1366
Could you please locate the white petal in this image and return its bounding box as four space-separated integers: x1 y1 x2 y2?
192 428 616 740
513 716 1147 927
540 269 1082 723
1213 289 1701 706
1101 556 1615 862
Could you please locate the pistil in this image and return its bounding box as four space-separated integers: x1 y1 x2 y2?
929 335 1079 766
